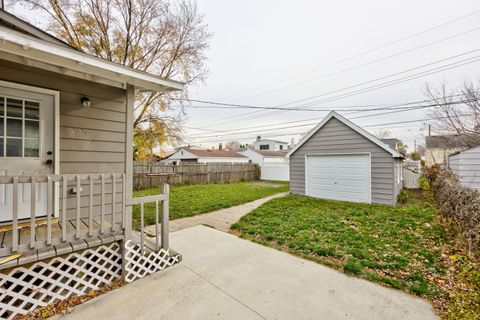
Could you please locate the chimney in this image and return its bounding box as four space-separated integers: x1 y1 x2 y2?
219 143 223 150
256 135 261 142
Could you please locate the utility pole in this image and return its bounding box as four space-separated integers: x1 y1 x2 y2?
428 124 431 136
0 0 4 10
414 139 416 153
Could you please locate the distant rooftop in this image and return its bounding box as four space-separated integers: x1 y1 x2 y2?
381 138 398 150
185 148 246 158
255 139 288 144
425 135 476 149
253 150 287 157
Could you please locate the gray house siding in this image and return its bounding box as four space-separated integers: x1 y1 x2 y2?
290 117 396 205
0 59 127 222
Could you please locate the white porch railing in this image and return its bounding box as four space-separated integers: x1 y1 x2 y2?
126 184 170 253
0 173 170 262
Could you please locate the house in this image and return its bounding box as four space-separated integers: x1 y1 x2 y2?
448 145 480 190
0 9 183 318
240 149 289 181
164 147 248 164
381 138 407 157
425 134 470 167
252 136 289 151
287 111 404 205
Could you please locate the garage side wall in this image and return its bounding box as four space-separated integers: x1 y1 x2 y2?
290 117 395 205
392 158 403 205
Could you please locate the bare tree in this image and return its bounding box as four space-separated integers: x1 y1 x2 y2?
225 141 240 151
8 0 211 156
424 79 480 147
373 129 391 139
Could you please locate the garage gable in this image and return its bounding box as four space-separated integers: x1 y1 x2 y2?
287 111 401 158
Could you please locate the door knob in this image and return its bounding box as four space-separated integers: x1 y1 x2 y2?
45 159 53 165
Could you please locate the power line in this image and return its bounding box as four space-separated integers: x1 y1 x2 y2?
266 49 480 109
184 50 480 129
187 103 433 137
191 113 474 144
214 9 480 102
221 26 480 103
189 99 478 141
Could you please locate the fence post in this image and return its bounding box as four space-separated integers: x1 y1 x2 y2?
161 184 170 251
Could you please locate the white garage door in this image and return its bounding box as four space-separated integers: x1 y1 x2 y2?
306 154 371 203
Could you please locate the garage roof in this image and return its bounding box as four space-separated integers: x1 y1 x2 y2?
286 111 403 158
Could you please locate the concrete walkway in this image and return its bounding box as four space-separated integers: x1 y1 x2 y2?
60 226 438 320
145 192 289 233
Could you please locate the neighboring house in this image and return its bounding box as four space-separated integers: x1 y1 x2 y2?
381 138 407 157
240 149 289 181
425 135 469 167
252 136 289 151
165 147 249 164
0 9 183 318
287 111 404 205
448 145 480 190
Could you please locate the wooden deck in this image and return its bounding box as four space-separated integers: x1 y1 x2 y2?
0 217 123 270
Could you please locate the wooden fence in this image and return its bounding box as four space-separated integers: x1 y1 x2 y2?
133 162 260 190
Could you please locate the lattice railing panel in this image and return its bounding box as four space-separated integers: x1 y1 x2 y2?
124 240 180 283
0 242 122 319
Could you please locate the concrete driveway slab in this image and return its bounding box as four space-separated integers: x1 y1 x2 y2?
60 226 438 320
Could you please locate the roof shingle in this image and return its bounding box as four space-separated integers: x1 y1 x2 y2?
186 148 246 158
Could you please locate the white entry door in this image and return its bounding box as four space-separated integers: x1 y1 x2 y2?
0 86 55 223
306 154 371 203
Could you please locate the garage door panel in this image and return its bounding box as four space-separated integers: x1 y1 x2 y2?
306 154 371 203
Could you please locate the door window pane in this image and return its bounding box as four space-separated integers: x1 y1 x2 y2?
25 101 39 119
0 97 4 114
6 138 22 157
0 117 3 135
0 138 3 157
25 120 39 138
6 98 22 118
6 118 22 137
24 139 39 157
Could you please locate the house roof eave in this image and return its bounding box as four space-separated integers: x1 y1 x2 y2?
0 26 184 92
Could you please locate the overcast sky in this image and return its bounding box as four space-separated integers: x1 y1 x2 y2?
10 1 480 152
179 0 480 152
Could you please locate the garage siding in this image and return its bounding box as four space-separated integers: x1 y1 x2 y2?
290 117 395 205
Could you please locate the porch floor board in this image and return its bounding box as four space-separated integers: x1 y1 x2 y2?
0 219 123 270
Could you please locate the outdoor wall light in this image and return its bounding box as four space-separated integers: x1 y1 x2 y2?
81 97 91 108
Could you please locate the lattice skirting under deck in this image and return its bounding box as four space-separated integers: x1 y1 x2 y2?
123 240 180 283
0 242 122 319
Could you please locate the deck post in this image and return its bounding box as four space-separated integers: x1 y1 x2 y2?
121 84 135 281
161 184 169 251
123 84 134 242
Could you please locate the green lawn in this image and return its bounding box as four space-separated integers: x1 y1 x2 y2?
231 190 480 319
132 181 288 226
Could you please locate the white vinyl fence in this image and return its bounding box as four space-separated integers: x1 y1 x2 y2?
403 167 422 189
260 162 289 181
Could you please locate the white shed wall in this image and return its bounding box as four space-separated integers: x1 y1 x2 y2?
449 146 480 190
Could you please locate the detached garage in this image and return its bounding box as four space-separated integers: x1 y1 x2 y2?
287 111 404 205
